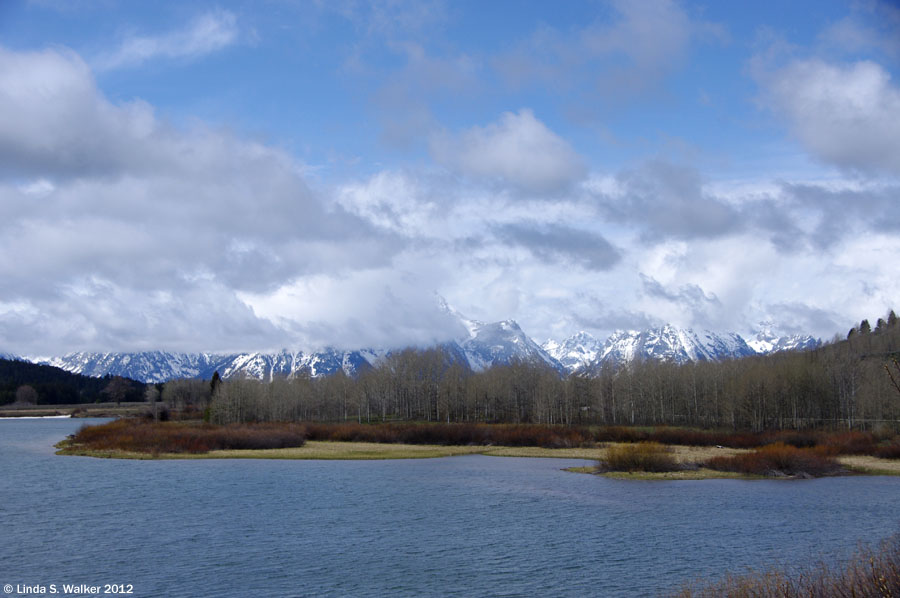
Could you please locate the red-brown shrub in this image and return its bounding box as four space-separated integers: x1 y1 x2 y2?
302 422 594 448
875 439 900 459
818 431 878 455
70 420 307 454
705 442 841 477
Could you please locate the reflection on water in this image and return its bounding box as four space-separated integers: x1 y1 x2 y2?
1 418 898 598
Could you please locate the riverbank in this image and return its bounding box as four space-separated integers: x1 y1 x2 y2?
0 402 151 418
56 438 900 478
54 437 743 476
53 419 900 479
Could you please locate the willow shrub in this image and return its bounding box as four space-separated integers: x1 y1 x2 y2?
600 441 680 473
70 419 307 454
705 442 841 477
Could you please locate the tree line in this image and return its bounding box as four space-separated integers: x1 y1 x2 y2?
6 310 898 432
0 359 144 406
197 310 900 431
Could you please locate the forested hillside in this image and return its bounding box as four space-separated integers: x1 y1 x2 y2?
0 358 144 405
199 311 900 431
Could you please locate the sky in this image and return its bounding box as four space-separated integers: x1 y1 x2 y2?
0 0 899 355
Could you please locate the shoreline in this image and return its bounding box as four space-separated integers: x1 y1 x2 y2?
54 438 900 479
0 403 150 419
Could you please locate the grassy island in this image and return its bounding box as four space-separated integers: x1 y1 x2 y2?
55 419 900 479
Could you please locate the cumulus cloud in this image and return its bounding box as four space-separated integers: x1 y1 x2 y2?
94 9 239 71
0 46 147 177
494 222 620 271
0 45 412 353
757 58 900 175
429 109 586 194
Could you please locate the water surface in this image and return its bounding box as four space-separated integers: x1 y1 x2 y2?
1 418 898 597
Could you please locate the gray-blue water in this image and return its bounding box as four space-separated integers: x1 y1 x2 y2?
1 419 899 597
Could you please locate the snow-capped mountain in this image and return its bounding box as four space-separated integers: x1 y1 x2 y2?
746 327 821 354
39 351 225 382
31 313 565 382
458 319 563 373
585 326 757 371
24 314 823 383
542 332 603 373
37 349 378 384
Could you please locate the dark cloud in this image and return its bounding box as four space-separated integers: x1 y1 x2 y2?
494 222 621 271
779 182 900 249
745 197 807 252
596 160 743 241
640 274 721 323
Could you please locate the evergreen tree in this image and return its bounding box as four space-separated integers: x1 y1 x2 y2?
210 371 221 395
860 319 872 334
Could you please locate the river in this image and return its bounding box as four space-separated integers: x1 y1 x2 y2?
1 418 898 597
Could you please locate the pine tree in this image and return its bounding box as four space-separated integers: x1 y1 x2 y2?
889 310 898 328
859 319 871 334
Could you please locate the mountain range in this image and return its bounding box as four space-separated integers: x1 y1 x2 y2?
9 314 821 383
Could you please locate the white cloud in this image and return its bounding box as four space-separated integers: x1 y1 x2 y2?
95 9 238 71
758 58 900 175
336 170 440 236
0 45 405 354
239 265 470 351
429 109 586 194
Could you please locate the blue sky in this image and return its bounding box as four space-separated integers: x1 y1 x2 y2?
1 0 899 354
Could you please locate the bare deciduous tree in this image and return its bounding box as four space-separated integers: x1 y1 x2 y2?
14 384 38 406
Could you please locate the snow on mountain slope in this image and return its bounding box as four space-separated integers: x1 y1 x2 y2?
39 349 377 383
747 326 821 354
39 352 225 383
542 332 603 373
459 318 564 373
590 325 757 369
